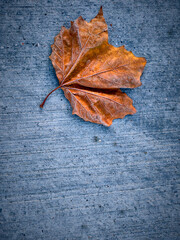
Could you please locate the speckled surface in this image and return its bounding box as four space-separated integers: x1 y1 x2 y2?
0 0 180 239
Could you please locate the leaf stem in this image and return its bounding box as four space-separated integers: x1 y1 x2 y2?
40 85 61 108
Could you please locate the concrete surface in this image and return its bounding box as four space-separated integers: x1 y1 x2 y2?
0 0 180 239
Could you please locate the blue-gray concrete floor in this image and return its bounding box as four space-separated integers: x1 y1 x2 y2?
0 0 180 239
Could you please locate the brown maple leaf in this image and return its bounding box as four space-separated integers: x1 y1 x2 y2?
40 7 146 126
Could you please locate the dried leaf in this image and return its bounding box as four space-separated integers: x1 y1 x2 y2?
40 7 146 126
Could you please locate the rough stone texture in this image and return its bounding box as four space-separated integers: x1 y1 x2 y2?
0 0 180 239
